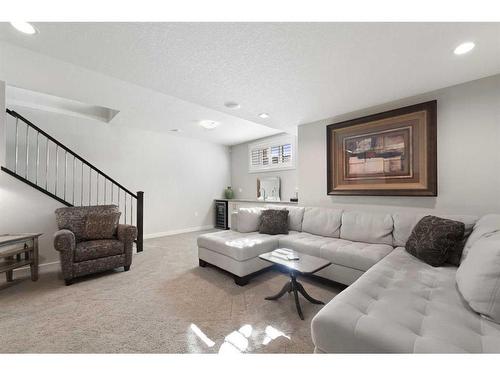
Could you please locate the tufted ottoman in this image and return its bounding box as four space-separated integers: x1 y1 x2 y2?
311 248 500 353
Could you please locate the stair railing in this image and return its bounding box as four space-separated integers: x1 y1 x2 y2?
1 108 144 252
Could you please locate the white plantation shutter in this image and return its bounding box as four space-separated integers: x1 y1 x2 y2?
248 135 296 172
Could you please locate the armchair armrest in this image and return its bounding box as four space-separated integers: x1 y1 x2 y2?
117 224 137 267
117 224 137 243
53 229 76 282
53 229 76 252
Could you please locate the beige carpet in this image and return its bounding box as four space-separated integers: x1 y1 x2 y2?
0 230 344 353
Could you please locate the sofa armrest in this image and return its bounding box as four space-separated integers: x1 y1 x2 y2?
230 211 239 232
53 229 76 252
117 224 137 244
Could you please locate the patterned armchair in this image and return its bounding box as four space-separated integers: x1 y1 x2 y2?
53 205 137 285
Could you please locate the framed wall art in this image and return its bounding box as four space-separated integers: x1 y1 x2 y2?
327 100 437 196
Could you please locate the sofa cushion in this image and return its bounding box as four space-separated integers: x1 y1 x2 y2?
405 216 465 267
278 232 334 257
197 230 285 261
311 248 500 353
392 212 477 248
457 232 500 323
266 205 305 232
320 240 393 272
301 207 343 238
237 208 263 233
259 209 289 235
74 239 124 262
340 211 393 245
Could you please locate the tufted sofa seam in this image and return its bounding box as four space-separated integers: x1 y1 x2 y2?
352 309 366 341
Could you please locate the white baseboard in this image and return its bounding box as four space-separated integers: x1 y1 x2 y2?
143 225 215 240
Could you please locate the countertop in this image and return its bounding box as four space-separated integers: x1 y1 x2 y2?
215 198 298 206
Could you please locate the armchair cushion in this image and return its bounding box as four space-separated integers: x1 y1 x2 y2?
74 239 124 262
55 205 119 240
82 212 121 240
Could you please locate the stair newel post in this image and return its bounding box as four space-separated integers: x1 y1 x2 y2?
136 191 144 252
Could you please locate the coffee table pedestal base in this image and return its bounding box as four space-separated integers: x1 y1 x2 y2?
265 273 324 320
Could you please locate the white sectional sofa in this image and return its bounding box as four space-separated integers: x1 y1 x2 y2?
197 206 474 286
197 206 500 353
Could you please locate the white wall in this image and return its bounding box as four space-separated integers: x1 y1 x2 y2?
231 135 298 201
0 80 5 165
298 74 500 216
0 46 231 265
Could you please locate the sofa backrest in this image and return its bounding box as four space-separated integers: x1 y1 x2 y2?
461 214 500 262
55 204 119 240
230 205 479 250
340 211 393 245
266 205 305 232
234 207 263 233
301 207 343 238
392 212 478 247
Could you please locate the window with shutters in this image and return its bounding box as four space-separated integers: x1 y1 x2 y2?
248 135 296 173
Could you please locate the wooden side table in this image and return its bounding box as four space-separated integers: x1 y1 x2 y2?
0 233 43 282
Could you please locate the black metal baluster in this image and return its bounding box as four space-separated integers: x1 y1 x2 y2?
25 124 29 179
96 173 99 205
45 139 49 190
72 156 76 205
35 132 39 185
81 160 84 206
55 145 59 196
118 188 121 221
64 151 67 201
14 118 19 173
89 167 91 205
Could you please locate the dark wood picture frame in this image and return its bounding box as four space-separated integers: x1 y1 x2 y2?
327 100 437 196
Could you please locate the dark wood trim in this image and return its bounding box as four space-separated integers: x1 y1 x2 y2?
326 100 437 196
1 166 73 207
6 109 137 198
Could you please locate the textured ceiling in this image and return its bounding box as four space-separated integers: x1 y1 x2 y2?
1 22 499 139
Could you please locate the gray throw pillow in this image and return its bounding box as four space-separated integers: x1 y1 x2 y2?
259 209 289 235
82 212 121 240
405 215 465 267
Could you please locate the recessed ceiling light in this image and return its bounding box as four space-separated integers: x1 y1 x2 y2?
10 21 38 35
199 120 218 130
258 113 270 119
224 101 241 109
454 41 475 55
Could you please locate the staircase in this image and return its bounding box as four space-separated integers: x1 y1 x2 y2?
1 109 144 252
